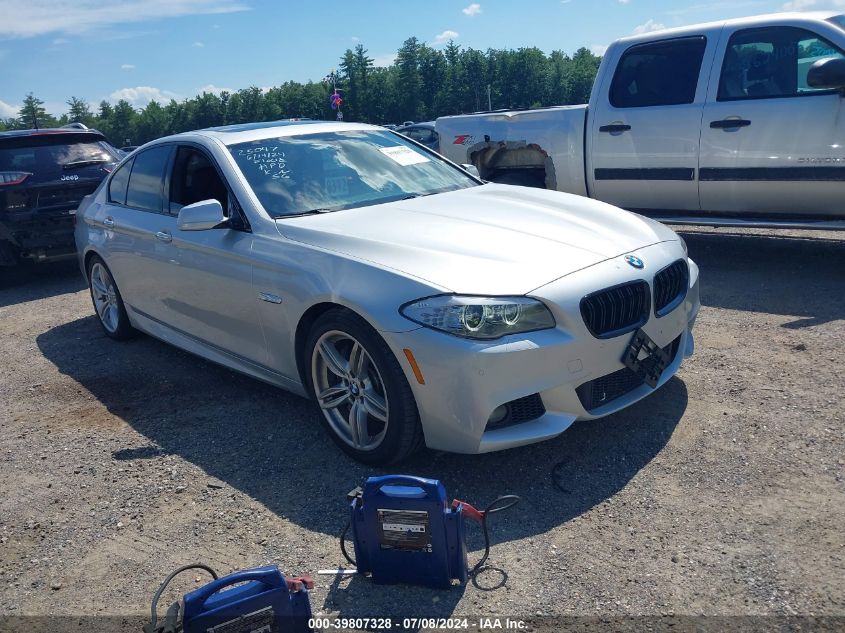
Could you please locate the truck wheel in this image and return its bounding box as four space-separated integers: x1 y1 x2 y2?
306 308 423 465
87 256 135 340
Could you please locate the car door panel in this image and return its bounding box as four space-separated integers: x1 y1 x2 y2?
588 34 717 211
98 146 176 321
699 23 845 217
162 145 269 367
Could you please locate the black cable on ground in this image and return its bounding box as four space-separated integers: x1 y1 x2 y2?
469 495 521 577
148 564 218 632
339 520 356 567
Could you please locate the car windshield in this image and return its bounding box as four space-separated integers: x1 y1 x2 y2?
227 129 477 218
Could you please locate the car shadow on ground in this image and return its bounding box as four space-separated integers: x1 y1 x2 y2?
0 261 85 308
37 315 688 619
677 230 845 328
37 315 687 542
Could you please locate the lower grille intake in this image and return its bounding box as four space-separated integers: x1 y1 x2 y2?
486 393 546 430
575 335 682 412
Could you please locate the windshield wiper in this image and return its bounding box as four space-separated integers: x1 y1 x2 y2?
398 191 442 201
288 207 341 217
62 159 111 170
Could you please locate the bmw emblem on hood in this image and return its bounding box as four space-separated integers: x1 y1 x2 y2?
625 255 644 269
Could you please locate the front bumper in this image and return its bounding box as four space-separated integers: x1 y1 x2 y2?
381 243 700 454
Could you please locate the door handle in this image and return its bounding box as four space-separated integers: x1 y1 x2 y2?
710 119 751 129
155 231 172 243
599 124 632 133
103 217 114 228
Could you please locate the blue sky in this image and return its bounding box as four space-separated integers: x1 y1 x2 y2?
0 0 834 118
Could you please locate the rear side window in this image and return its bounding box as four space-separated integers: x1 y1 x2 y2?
0 133 119 185
610 37 707 108
718 27 845 100
108 158 133 205
126 146 172 212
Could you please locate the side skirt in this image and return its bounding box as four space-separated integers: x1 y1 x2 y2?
126 306 309 398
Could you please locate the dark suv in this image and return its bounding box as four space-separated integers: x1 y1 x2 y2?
0 127 122 266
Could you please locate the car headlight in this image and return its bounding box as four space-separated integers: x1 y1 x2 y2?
400 295 556 340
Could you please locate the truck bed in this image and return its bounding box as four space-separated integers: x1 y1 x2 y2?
436 105 589 196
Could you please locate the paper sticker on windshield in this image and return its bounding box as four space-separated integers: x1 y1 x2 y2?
379 145 430 166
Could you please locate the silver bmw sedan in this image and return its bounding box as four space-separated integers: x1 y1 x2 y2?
75 120 699 464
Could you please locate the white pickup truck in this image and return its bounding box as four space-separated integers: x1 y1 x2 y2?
437 12 845 229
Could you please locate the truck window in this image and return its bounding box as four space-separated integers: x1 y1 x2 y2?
718 26 845 100
609 37 707 108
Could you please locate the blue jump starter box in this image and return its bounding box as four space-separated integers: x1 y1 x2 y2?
349 475 469 588
181 565 312 633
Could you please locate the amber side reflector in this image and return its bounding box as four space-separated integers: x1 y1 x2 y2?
403 348 426 385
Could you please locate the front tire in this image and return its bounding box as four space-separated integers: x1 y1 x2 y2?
87 256 135 340
306 308 422 465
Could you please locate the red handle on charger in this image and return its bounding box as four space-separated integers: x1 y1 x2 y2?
451 499 484 522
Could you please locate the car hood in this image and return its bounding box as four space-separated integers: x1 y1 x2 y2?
276 184 678 295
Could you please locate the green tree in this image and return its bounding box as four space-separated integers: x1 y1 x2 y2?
66 97 95 127
18 93 54 129
110 100 137 146
396 37 422 122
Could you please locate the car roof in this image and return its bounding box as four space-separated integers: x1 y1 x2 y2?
615 11 841 46
397 121 435 131
0 127 107 140
188 120 385 146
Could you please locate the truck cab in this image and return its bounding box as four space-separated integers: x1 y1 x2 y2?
437 12 845 228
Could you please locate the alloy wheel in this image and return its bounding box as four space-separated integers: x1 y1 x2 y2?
311 330 390 451
90 262 120 333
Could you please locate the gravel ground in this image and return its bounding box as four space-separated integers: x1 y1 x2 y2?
0 226 843 631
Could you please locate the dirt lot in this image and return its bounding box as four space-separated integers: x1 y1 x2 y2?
0 227 843 631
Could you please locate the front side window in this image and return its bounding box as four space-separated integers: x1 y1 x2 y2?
718 26 845 100
169 147 229 215
609 36 707 108
125 145 172 212
228 129 477 218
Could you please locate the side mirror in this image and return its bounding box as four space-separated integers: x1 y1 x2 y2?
462 163 481 178
807 57 845 91
177 199 226 231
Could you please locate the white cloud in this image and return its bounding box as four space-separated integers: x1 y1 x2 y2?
462 3 482 16
560 0 572 3
110 86 179 107
0 0 250 38
371 53 396 67
632 19 666 34
193 41 205 47
351 36 360 42
591 44 609 56
782 0 845 8
198 84 234 95
434 29 459 45
619 0 631 3
0 99 19 118
120 63 135 69
52 37 70 45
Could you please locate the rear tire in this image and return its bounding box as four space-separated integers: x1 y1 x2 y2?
305 308 423 465
87 255 135 340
